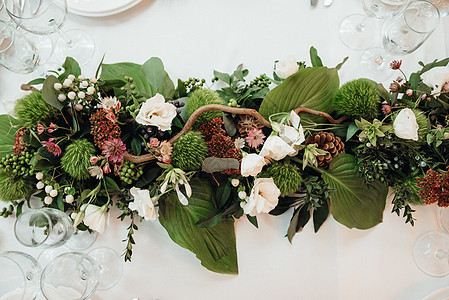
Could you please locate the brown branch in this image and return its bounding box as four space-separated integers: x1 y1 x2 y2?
293 107 349 124
21 84 38 92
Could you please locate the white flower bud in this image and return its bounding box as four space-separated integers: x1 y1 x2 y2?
70 212 77 219
35 172 44 180
68 91 76 100
36 181 45 189
58 94 67 102
63 79 72 87
87 86 96 94
78 91 86 99
44 196 53 205
53 83 63 90
90 77 97 84
67 74 76 81
45 185 53 193
78 75 85 80
81 80 89 88
65 194 74 203
238 191 247 199
231 178 240 187
49 189 58 197
75 103 83 111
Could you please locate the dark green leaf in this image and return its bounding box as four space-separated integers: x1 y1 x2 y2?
313 200 329 233
0 115 21 157
217 183 231 209
42 75 64 110
246 215 258 228
135 167 161 188
201 157 240 173
131 137 141 156
346 122 359 142
57 193 64 211
142 57 175 98
309 46 323 67
16 201 25 217
213 70 231 85
101 62 151 94
287 208 300 243
409 73 420 90
159 178 238 274
104 176 120 191
58 57 81 80
196 210 223 228
27 78 45 85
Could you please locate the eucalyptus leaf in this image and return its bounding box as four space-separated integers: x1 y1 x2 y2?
259 67 339 122
159 177 238 275
42 76 64 110
223 113 237 136
101 62 151 94
201 157 240 173
58 57 81 80
142 57 175 98
321 153 388 229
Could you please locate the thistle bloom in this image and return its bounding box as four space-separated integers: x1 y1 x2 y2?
42 138 62 157
246 128 266 148
102 138 127 163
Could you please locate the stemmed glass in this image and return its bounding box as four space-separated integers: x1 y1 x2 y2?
3 0 95 65
0 251 42 299
339 0 409 50
40 248 123 299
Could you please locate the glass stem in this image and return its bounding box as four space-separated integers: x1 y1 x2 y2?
356 17 370 32
435 248 449 260
56 29 74 48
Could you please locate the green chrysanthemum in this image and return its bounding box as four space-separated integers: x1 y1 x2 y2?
186 89 225 126
264 161 302 197
61 139 96 180
333 78 381 120
14 91 55 128
391 108 429 144
0 172 33 202
172 131 208 171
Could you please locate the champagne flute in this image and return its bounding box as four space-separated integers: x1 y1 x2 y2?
3 0 95 65
0 251 42 300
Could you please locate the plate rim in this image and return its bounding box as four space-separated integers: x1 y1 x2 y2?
67 0 142 17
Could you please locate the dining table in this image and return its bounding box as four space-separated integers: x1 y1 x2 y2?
1 0 449 299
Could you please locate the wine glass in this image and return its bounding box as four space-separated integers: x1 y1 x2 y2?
413 231 449 277
339 0 409 50
0 19 40 73
40 248 123 299
0 251 42 300
3 0 95 65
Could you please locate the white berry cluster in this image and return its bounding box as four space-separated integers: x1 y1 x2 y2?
53 74 98 112
35 172 75 205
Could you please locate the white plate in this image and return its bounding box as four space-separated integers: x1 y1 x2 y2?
66 0 142 17
424 287 449 300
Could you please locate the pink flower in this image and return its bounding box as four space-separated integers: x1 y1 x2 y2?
103 164 111 174
90 156 98 164
47 129 54 134
105 111 116 122
49 123 56 129
102 138 127 163
37 124 44 135
100 96 121 112
42 138 61 157
88 166 103 180
157 141 172 163
406 89 413 97
149 138 160 148
246 128 266 148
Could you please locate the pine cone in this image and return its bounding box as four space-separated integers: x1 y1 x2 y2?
236 115 263 136
306 131 345 168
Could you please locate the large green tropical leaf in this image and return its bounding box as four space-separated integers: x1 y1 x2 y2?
142 57 175 99
0 115 22 157
259 67 339 122
159 177 238 275
101 62 151 94
321 153 387 229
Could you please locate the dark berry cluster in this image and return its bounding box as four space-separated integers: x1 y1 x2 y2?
167 99 185 115
119 161 144 185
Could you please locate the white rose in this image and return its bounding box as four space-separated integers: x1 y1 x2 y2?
421 66 449 97
274 58 299 79
241 153 266 177
135 93 177 131
241 178 280 216
393 108 419 141
81 204 109 234
260 136 296 161
128 187 158 221
279 110 305 146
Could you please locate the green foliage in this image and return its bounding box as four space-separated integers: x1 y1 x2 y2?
355 118 391 146
265 161 302 196
186 89 225 126
320 153 388 229
142 57 175 98
172 131 208 171
159 177 238 275
0 115 21 157
0 171 33 202
14 91 55 128
61 139 96 180
333 78 380 120
259 67 339 123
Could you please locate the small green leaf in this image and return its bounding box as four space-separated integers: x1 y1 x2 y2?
27 78 45 85
310 46 323 67
42 75 64 110
104 176 120 191
346 122 359 142
131 137 141 156
201 157 240 173
313 200 329 233
58 57 81 80
335 56 349 70
213 70 231 85
246 215 258 228
57 193 64 211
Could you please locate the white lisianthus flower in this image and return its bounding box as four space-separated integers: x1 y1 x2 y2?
135 93 177 131
393 108 419 141
81 204 109 234
421 66 449 97
260 136 296 161
279 110 305 147
241 153 266 177
129 187 158 221
274 58 299 79
241 178 280 216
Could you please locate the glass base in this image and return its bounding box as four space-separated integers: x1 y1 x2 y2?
88 248 123 290
339 14 377 50
66 230 97 251
360 47 394 81
54 29 95 66
413 231 449 277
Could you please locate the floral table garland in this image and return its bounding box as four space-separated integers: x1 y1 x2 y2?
0 47 448 274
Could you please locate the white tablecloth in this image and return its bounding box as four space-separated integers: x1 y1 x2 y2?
1 1 449 299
